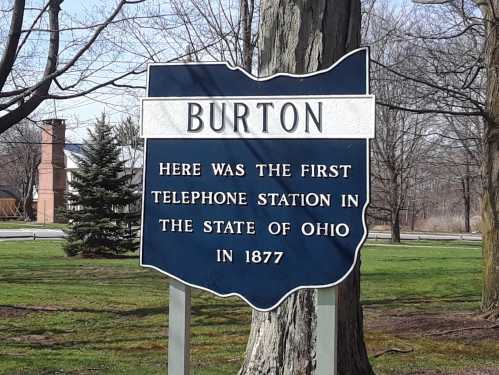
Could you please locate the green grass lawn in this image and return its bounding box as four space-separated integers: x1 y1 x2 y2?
0 221 67 230
362 241 497 375
0 240 493 375
362 240 483 311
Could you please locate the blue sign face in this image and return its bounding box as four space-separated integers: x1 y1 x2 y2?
140 48 374 311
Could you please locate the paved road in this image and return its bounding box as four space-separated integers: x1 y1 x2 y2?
368 232 481 241
0 228 482 241
0 228 65 240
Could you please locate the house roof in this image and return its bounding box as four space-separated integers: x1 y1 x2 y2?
64 144 143 170
64 144 82 154
0 186 19 200
64 144 82 169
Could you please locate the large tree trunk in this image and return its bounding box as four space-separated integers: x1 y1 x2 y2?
239 1 374 374
23 193 34 221
391 210 401 244
389 172 401 243
240 0 254 72
481 1 499 319
462 162 471 233
410 199 416 232
22 169 36 221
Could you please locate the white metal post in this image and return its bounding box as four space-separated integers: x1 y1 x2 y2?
168 279 191 375
316 286 338 375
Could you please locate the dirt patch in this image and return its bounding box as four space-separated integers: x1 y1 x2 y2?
402 369 499 375
0 306 30 318
9 334 58 346
366 309 499 342
456 369 499 375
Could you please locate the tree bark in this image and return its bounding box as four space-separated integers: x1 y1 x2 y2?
389 172 401 243
481 0 499 319
462 160 471 233
239 1 374 374
410 199 416 232
240 0 254 72
391 210 401 243
23 167 36 221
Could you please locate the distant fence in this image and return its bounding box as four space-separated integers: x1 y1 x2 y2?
0 230 482 241
0 199 22 219
368 232 481 242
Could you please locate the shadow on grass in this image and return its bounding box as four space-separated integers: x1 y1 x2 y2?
362 294 480 306
0 304 166 317
364 268 480 280
1 302 250 325
4 334 167 351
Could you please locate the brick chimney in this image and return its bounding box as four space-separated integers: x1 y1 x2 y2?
37 119 66 224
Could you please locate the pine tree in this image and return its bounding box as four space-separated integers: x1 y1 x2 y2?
63 114 140 258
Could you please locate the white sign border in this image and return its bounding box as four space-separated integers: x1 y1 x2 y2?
139 47 372 312
140 94 375 139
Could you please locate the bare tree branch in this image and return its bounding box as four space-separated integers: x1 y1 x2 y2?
0 0 25 91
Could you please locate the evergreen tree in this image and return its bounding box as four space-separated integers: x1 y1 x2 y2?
63 114 140 257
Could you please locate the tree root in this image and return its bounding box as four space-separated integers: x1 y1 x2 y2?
479 309 499 321
424 324 499 337
372 347 414 358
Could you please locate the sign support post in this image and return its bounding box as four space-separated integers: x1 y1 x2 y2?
316 286 338 375
140 48 373 374
168 279 191 375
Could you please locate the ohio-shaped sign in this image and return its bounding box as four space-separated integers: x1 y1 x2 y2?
140 48 375 311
